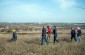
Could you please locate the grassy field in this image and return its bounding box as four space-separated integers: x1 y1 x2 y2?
0 32 85 55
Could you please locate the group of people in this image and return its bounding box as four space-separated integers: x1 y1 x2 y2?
41 25 59 45
41 26 82 45
71 27 82 42
11 26 82 45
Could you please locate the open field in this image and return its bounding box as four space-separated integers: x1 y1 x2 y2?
0 30 85 55
0 23 85 55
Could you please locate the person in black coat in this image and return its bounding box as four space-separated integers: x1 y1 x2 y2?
41 26 48 45
71 28 76 41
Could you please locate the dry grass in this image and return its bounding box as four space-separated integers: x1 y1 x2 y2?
0 33 85 55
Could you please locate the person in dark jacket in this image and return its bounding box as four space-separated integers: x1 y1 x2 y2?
76 27 82 42
41 26 48 45
71 28 76 41
11 30 17 41
53 26 59 44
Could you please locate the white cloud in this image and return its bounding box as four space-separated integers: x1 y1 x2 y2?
55 0 76 9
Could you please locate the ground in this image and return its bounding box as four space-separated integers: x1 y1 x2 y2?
0 32 85 55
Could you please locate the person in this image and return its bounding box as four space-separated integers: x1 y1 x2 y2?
11 29 17 41
47 26 52 42
76 27 82 42
71 28 76 41
53 26 59 44
41 26 48 45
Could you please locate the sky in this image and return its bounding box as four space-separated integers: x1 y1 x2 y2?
0 0 85 23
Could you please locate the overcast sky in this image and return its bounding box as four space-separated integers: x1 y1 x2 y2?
0 0 85 23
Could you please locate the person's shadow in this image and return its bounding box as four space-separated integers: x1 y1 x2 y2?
7 38 17 42
60 37 71 42
25 38 41 45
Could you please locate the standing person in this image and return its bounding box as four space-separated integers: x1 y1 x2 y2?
71 28 76 41
11 29 17 41
47 26 52 42
53 26 59 44
41 26 48 45
76 27 82 42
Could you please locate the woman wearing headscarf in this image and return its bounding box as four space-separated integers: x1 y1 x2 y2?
76 27 82 42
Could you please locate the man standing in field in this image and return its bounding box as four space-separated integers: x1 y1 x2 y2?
53 26 59 44
11 29 17 41
71 28 76 41
47 26 52 42
41 26 48 45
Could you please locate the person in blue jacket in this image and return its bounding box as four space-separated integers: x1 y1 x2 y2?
11 29 17 41
41 26 48 45
53 26 59 44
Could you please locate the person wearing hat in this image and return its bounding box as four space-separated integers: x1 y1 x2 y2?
53 25 59 44
11 29 17 41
